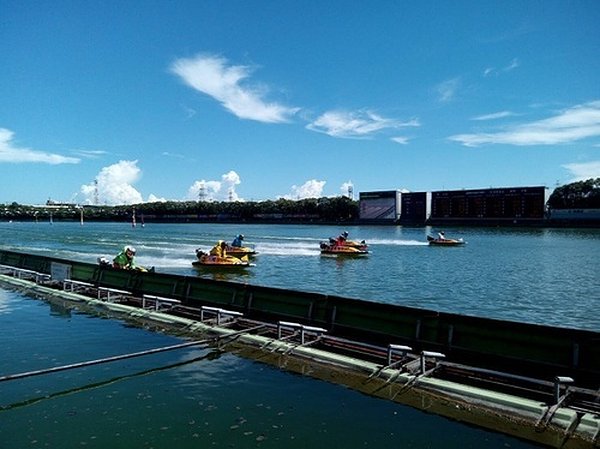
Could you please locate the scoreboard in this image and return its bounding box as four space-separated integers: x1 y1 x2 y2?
359 191 401 221
431 187 547 220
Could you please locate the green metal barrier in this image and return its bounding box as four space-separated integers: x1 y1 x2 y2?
0 249 598 388
244 287 325 323
183 277 243 307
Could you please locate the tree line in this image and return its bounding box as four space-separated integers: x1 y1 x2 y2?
0 196 359 222
546 178 600 209
2 178 598 222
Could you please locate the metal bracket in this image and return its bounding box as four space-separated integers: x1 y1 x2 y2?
554 376 574 405
277 321 327 344
200 306 243 325
420 351 446 375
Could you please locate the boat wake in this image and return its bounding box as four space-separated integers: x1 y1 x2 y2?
256 241 320 256
137 256 192 268
367 238 429 246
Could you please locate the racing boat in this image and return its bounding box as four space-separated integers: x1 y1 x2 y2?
427 235 466 246
192 249 254 268
320 241 369 256
341 239 368 251
324 236 368 251
224 245 258 258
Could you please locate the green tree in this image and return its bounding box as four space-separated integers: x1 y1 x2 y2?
548 178 600 209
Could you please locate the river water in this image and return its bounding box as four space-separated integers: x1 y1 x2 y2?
1 221 598 448
1 221 598 330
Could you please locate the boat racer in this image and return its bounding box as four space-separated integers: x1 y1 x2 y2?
336 231 349 246
210 241 228 257
113 245 137 269
231 234 244 247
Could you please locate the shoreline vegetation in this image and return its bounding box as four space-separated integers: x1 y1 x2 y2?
1 179 599 227
1 197 359 224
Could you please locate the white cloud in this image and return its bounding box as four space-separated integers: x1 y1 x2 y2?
147 194 167 203
162 151 187 159
80 160 143 205
221 170 242 201
180 104 197 119
186 170 243 201
505 58 520 71
187 180 221 201
281 179 326 199
562 161 600 182
436 78 460 102
170 54 299 123
307 110 419 139
340 181 354 198
73 149 107 159
391 136 410 145
0 128 80 164
449 100 600 146
483 58 520 77
471 111 516 121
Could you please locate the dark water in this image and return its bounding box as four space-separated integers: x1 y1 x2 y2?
0 290 543 449
0 221 597 448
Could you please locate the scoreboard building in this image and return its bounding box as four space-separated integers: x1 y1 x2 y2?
359 190 401 221
358 186 548 225
430 186 547 224
399 192 430 224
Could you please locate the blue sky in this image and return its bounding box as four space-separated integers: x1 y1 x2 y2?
1 0 599 205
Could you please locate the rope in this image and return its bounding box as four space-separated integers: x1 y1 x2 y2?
0 323 263 383
1 353 214 412
0 338 212 383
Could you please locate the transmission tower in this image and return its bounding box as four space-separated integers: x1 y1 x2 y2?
94 180 99 205
198 183 206 202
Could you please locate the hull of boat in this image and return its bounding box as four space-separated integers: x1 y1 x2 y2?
427 235 465 246
225 246 257 257
320 248 368 255
193 255 252 268
428 239 465 246
192 261 251 268
320 241 368 255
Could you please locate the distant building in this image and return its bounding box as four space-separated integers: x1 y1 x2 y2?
45 199 77 208
358 186 548 225
548 208 600 222
430 186 548 224
359 190 401 221
399 192 430 224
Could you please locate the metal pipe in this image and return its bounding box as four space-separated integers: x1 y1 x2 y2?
0 338 212 383
277 321 301 339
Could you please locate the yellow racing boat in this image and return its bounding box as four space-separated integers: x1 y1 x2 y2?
319 241 369 256
193 249 254 268
224 245 258 258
